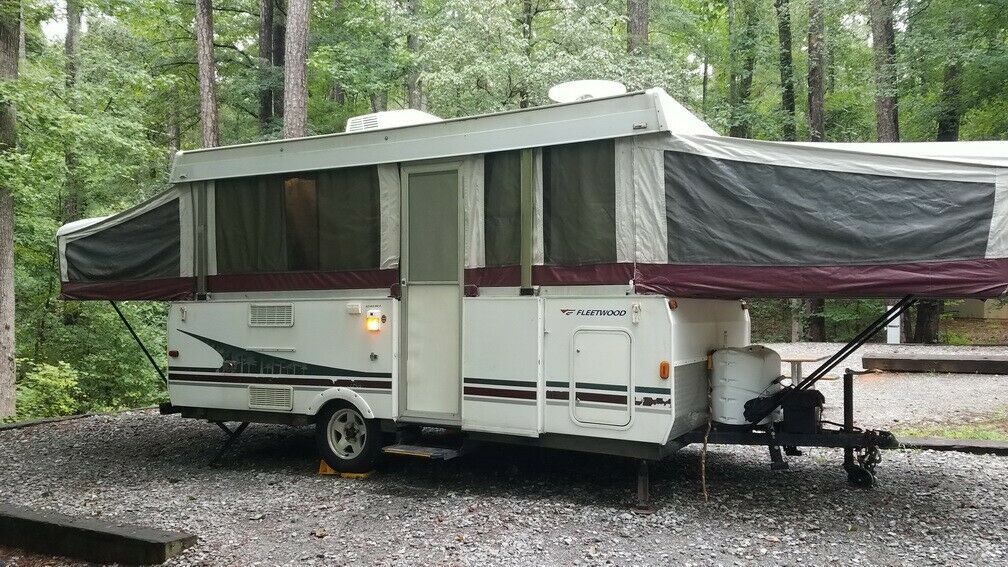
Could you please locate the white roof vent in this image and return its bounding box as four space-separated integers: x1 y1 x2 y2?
345 109 442 133
548 80 627 103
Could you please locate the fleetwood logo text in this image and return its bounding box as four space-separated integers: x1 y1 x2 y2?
560 308 627 317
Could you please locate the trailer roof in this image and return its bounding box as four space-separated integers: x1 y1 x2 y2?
168 88 716 184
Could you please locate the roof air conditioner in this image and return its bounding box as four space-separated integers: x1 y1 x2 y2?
345 109 442 133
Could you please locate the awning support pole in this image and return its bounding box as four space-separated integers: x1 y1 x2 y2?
109 300 167 385
749 295 915 424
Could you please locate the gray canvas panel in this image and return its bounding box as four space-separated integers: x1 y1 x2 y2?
215 175 287 274
318 166 380 271
66 199 180 282
543 140 616 265
664 151 995 265
484 150 521 266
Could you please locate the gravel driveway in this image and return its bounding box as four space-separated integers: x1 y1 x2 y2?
762 343 1008 428
2 410 1007 566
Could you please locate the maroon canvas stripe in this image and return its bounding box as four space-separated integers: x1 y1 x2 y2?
575 392 627 404
208 269 398 293
60 277 195 301
169 372 391 389
465 266 521 287
463 386 537 400
635 260 1008 299
534 263 635 286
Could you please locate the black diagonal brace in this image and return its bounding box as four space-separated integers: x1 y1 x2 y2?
110 300 167 385
748 295 915 425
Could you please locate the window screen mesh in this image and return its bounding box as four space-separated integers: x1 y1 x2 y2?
318 166 380 271
543 140 616 265
215 166 381 274
484 150 522 266
215 175 287 273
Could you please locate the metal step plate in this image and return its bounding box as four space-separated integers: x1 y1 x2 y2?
382 444 460 460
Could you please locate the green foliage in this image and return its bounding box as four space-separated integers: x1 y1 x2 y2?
14 361 81 421
897 409 1008 441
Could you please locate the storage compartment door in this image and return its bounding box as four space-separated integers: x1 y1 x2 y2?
572 330 632 426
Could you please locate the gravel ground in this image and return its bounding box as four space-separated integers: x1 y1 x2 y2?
1 343 1007 566
1 411 1007 566
763 343 1008 428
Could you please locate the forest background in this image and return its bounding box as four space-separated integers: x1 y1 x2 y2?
0 0 1005 420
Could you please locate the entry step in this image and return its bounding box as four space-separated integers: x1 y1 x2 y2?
382 444 460 460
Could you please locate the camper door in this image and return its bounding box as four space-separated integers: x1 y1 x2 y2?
399 162 464 423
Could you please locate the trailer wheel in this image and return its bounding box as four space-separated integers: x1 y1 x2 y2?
315 403 380 473
846 464 876 489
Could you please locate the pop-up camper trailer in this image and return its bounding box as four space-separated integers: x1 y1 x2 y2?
57 85 1008 492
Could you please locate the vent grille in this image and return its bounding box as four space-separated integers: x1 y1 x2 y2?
249 304 294 327
346 114 380 132
248 386 293 410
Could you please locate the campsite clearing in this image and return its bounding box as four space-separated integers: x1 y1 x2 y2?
1 382 1006 566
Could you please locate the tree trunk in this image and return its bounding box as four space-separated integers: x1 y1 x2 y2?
282 0 309 138
627 0 648 54
63 0 81 223
936 17 962 143
913 300 942 344
370 92 387 112
0 0 20 419
805 299 825 341
773 0 796 141
804 0 826 341
728 0 758 139
807 0 825 142
258 0 274 132
272 0 286 119
328 0 344 105
701 50 708 118
518 0 533 108
868 0 899 143
404 0 423 109
195 0 219 147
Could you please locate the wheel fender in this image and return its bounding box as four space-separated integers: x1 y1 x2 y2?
306 387 375 419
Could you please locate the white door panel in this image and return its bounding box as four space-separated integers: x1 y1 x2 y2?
401 165 463 420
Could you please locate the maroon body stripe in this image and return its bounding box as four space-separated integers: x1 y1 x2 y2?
463 386 537 400
575 392 628 405
169 373 391 389
545 390 570 401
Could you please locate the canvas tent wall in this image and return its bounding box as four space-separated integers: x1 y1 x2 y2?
631 134 1008 298
58 185 195 300
57 88 1008 301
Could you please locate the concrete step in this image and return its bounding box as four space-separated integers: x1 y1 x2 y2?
382 444 461 460
862 353 1008 374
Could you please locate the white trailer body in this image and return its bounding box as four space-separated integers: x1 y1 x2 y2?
166 291 748 456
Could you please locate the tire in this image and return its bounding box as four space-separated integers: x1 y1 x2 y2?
315 403 381 473
846 464 876 489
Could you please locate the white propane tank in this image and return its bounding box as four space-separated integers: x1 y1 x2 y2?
711 346 784 426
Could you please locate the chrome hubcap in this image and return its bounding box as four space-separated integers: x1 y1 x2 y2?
327 408 367 460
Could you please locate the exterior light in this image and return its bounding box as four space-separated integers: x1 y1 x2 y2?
365 309 382 332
